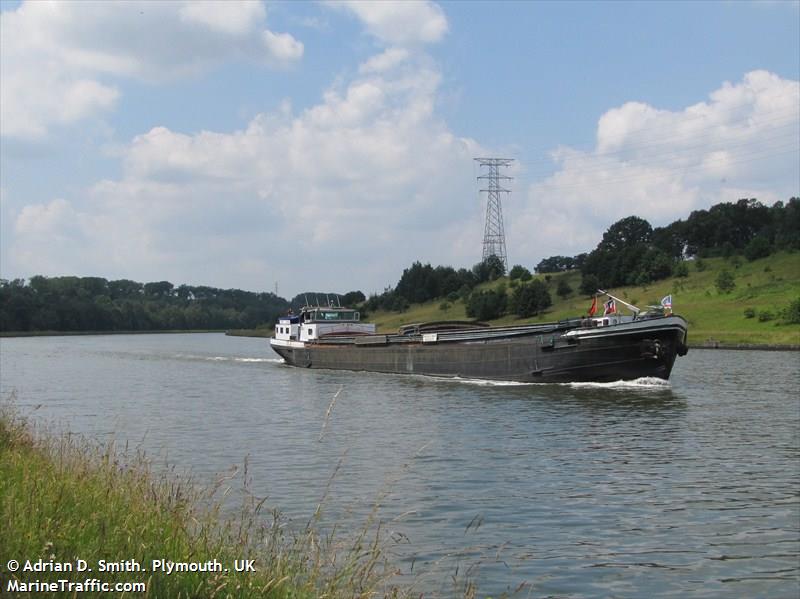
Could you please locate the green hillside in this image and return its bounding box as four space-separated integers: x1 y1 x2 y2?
369 252 800 347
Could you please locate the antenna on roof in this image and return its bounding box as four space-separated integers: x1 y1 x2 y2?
304 293 309 307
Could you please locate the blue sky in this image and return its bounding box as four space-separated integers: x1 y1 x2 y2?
1 0 798 297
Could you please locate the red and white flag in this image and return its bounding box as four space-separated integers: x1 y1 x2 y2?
603 299 616 315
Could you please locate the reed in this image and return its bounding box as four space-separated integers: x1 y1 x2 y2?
0 397 401 598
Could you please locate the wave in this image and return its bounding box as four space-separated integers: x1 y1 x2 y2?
448 377 535 387
415 374 670 389
565 377 671 389
173 354 281 364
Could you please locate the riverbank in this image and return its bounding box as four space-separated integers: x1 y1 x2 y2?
0 329 226 338
0 402 398 598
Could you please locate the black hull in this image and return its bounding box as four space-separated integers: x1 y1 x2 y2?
270 316 688 383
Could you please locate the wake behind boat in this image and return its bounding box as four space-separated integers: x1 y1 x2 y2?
269 292 688 384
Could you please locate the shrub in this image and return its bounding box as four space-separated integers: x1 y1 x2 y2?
580 273 600 295
744 236 772 261
781 298 800 324
466 289 507 321
715 270 736 294
695 258 707 272
743 307 755 319
510 280 552 318
556 279 573 299
674 261 689 278
758 310 775 322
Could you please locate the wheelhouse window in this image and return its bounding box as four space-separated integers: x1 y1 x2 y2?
306 310 359 322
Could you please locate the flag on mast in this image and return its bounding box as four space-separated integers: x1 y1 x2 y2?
603 298 616 315
661 294 672 312
588 296 597 317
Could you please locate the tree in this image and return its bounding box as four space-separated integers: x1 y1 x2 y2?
473 255 506 283
341 290 366 306
599 216 653 252
144 281 174 298
744 236 771 261
509 264 531 280
536 255 578 273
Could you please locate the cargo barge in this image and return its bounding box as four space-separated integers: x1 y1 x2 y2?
269 293 688 383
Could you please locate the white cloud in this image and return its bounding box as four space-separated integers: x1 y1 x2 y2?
5 48 483 292
512 70 800 262
15 198 77 235
0 0 303 139
179 1 265 36
359 47 410 74
326 0 448 45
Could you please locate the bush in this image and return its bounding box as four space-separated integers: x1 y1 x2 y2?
580 273 600 295
695 258 707 272
466 289 507 321
715 270 736 294
744 236 772 261
758 310 775 322
743 307 756 319
674 261 689 278
510 280 552 318
556 279 573 299
781 298 800 324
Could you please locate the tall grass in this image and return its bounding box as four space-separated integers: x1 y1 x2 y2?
0 397 402 598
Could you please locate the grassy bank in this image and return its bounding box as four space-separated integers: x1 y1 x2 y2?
367 252 800 347
0 402 398 598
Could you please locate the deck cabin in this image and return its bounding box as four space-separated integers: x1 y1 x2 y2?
275 307 375 343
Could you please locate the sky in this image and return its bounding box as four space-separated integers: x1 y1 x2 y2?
1 0 799 298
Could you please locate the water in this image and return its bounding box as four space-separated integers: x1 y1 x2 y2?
1 333 798 597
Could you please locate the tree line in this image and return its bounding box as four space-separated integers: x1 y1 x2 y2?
0 276 289 333
534 197 799 293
